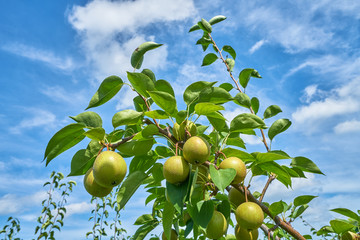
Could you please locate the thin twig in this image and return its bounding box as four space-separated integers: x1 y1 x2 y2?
259 174 276 202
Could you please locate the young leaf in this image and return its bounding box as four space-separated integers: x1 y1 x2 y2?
199 87 233 104
133 95 152 112
163 201 175 240
226 137 246 149
112 110 143 128
166 180 189 213
257 161 291 187
183 81 216 105
207 115 227 131
131 42 163 69
129 151 157 174
117 139 154 157
269 201 285 216
234 92 251 108
148 91 177 115
144 110 169 119
330 208 360 221
202 53 218 66
222 45 236 59
263 105 282 119
154 79 175 97
201 18 212 33
209 165 236 192
291 204 309 219
329 219 354 234
86 76 123 110
44 123 86 165
127 72 155 98
117 171 149 210
251 97 260 114
239 69 262 89
187 200 214 228
70 111 102 128
141 69 156 83
134 214 154 225
255 151 291 163
294 195 318 207
209 15 227 25
219 83 233 92
290 157 324 175
195 102 225 116
268 118 291 141
132 220 159 240
222 148 255 162
68 149 94 176
230 113 266 132
225 58 235 72
84 127 105 141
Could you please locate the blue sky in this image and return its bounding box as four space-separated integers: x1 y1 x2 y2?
1 0 360 239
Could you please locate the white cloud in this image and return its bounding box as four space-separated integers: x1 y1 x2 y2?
40 85 88 106
10 109 57 134
249 39 267 54
0 191 47 215
334 120 360 134
1 43 74 71
67 0 196 79
66 202 94 216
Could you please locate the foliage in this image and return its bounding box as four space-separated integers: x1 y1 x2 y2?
42 15 358 240
0 217 21 240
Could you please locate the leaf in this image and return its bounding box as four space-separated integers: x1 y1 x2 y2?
329 219 354 234
234 92 251 108
155 79 175 97
217 200 231 222
187 200 214 228
291 157 324 175
294 195 318 207
239 68 262 89
202 53 218 66
226 137 246 149
117 171 149 210
141 69 156 83
195 102 224 116
201 18 212 33
183 81 216 105
257 161 291 187
222 148 255 162
331 208 360 221
225 58 235 72
131 42 163 69
230 113 266 132
127 72 155 98
70 111 102 128
117 139 154 157
222 45 236 59
84 127 105 141
132 220 159 240
129 151 157 174
134 214 154 225
44 123 85 165
263 105 282 119
251 97 260 114
68 150 92 177
219 83 233 92
207 115 227 131
199 87 233 104
112 110 143 128
209 15 227 25
268 118 291 141
86 76 123 110
269 201 285 216
148 91 177 115
163 201 175 240
144 110 169 119
255 151 291 163
292 204 309 219
166 180 189 213
133 95 153 112
209 165 236 192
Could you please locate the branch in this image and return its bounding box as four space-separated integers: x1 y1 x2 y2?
108 133 137 149
260 224 280 240
259 174 276 202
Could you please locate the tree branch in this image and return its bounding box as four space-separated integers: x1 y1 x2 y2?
259 174 276 202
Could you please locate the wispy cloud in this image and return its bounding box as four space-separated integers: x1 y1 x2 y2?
249 39 267 54
334 120 360 134
1 43 74 71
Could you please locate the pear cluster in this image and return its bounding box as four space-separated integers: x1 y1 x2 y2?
83 151 127 198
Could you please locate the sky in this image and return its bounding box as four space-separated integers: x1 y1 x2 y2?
0 0 360 239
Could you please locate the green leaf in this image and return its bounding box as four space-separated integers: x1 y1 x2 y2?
117 171 149 210
234 92 251 108
141 69 156 83
68 150 92 176
163 201 175 240
86 76 123 110
292 204 308 219
257 161 291 187
134 214 154 225
219 83 233 92
209 165 236 192
217 200 231 222
189 23 201 32
269 201 285 216
263 105 282 119
148 91 177 115
222 45 236 59
144 110 169 119
166 180 189 213
84 127 105 141
202 53 218 66
129 151 157 174
291 157 324 175
155 79 175 97
44 123 85 165
112 110 143 128
239 68 261 89
199 87 233 104
207 115 227 131
201 18 212 33
226 137 246 149
230 113 266 132
70 111 102 128
132 220 159 240
331 208 360 221
131 42 163 69
225 58 235 72
187 200 214 228
127 72 155 98
222 148 255 162
329 219 354 234
133 95 153 112
195 102 225 116
183 81 216 106
294 195 318 207
268 119 291 141
251 97 260 114
209 15 227 25
117 138 154 157
255 151 291 163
